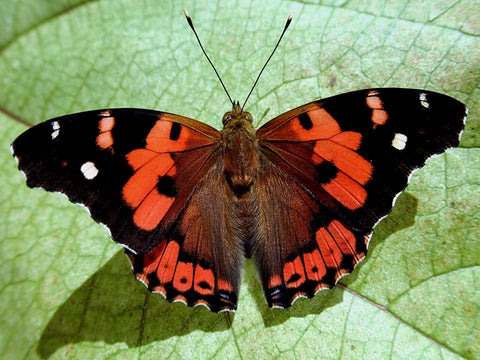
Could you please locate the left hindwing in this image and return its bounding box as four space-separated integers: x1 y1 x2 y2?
254 88 466 308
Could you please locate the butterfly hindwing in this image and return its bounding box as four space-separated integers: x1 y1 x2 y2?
255 88 466 307
251 154 370 308
127 161 243 312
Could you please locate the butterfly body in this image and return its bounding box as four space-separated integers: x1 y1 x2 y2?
221 102 258 194
11 88 467 312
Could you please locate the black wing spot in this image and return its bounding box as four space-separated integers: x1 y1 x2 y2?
170 122 182 141
315 161 338 184
197 281 212 290
298 113 313 130
321 267 337 286
180 277 187 284
286 273 301 284
147 271 160 289
157 175 177 197
340 254 355 272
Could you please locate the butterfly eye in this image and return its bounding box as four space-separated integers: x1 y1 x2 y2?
223 114 233 125
245 115 251 122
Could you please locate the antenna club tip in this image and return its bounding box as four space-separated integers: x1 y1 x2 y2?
183 9 193 28
284 13 293 29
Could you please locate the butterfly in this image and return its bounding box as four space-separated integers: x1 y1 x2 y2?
11 13 467 313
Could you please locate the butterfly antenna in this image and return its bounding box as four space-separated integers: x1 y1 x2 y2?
184 10 234 106
241 14 293 111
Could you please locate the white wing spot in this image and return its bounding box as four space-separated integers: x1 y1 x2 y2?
392 133 407 150
80 161 98 179
419 93 429 108
51 121 60 139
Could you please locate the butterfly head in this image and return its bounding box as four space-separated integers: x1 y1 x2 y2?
222 101 253 126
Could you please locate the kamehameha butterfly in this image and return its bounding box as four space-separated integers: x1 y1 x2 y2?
11 11 466 312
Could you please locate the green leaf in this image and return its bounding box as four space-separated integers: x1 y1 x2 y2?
0 0 88 48
0 1 478 359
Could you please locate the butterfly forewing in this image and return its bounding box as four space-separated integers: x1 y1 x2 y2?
12 109 220 253
255 88 466 308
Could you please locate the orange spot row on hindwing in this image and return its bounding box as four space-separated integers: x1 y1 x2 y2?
157 241 180 283
327 220 360 261
283 256 306 289
171 261 230 295
142 239 168 275
268 274 282 288
194 264 215 295
96 114 115 152
217 279 234 292
275 220 360 290
303 249 327 282
315 227 343 269
172 261 194 292
366 90 388 128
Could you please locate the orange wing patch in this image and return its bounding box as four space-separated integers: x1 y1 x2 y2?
96 114 115 152
122 152 176 231
328 220 362 261
172 261 194 292
217 279 234 292
366 90 388 128
312 132 373 210
121 117 218 232
264 108 341 141
313 138 372 185
321 172 367 210
194 264 215 295
268 274 282 288
283 256 306 289
303 249 327 282
146 120 213 152
132 191 175 231
157 241 180 283
330 131 362 150
314 220 365 279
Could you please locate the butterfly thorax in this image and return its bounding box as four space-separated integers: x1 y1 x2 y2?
221 103 258 196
